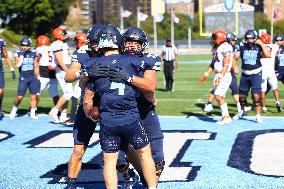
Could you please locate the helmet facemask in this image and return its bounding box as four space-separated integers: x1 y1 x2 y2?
124 39 143 55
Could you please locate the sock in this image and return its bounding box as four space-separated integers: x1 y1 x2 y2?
51 107 59 114
31 108 37 115
61 112 67 118
236 102 241 113
220 103 229 117
11 105 18 113
276 101 280 105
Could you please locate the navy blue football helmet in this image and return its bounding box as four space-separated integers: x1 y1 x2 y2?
87 25 104 52
97 24 123 49
244 29 258 47
226 32 237 44
244 30 258 40
20 37 32 46
123 27 148 53
274 34 284 42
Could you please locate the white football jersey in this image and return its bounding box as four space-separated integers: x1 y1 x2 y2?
50 40 71 66
261 43 278 71
36 46 56 67
211 42 233 73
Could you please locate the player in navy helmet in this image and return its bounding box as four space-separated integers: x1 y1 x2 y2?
0 38 15 118
83 24 157 189
107 26 164 188
9 37 40 120
274 34 284 84
64 25 104 189
234 29 271 123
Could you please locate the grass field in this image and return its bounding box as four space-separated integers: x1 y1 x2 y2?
1 54 284 117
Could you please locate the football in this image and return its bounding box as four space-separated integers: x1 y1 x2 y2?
89 106 100 121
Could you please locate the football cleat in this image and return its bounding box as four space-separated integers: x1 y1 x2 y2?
48 110 60 123
122 168 139 189
30 113 38 120
276 102 282 112
204 104 214 113
216 116 232 125
256 115 263 123
9 111 17 120
262 106 267 113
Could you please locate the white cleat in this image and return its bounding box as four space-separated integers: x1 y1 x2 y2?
204 104 214 112
9 111 17 119
49 111 60 123
30 114 38 120
244 106 252 112
233 113 242 120
217 116 232 125
262 106 267 113
256 115 264 123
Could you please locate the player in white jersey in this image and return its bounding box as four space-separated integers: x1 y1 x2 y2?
49 28 73 124
35 35 59 106
201 30 233 125
259 33 281 112
70 32 88 121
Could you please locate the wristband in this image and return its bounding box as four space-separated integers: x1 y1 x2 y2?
10 67 15 72
204 72 209 77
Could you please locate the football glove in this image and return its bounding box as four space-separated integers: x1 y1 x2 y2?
108 67 134 83
87 63 110 78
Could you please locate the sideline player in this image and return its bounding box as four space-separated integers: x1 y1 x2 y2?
200 30 233 125
202 32 242 116
83 24 157 189
35 35 59 106
64 25 103 189
49 27 73 124
112 27 164 188
9 37 40 119
0 38 15 117
234 30 271 123
70 32 88 121
259 33 281 113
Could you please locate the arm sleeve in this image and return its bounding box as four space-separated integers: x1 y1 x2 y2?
86 78 96 92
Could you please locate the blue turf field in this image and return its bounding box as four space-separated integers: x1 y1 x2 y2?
1 115 284 189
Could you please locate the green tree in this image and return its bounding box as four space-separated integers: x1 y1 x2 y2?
0 0 75 36
254 12 270 34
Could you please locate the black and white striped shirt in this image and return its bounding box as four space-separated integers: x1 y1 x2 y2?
161 45 178 61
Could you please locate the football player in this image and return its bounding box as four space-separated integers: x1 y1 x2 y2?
200 30 233 125
259 33 281 113
202 32 242 116
64 25 103 189
70 32 88 121
113 26 164 188
274 34 284 87
0 38 15 118
9 37 40 119
83 24 157 189
35 35 59 106
234 30 271 123
49 27 73 124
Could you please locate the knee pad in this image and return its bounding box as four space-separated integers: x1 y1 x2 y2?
155 159 165 176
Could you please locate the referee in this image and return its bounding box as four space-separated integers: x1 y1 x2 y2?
160 39 178 92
